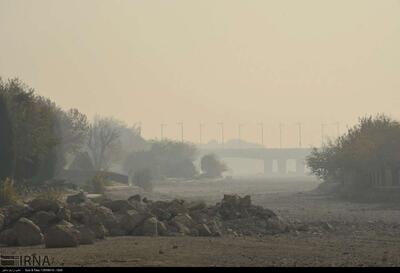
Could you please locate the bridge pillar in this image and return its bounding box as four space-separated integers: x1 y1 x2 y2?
277 159 286 174
263 159 273 174
296 159 306 175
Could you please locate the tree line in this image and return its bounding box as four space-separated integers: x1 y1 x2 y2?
0 78 227 188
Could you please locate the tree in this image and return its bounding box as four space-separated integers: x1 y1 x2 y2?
0 78 58 182
132 168 153 192
69 151 94 171
87 116 122 170
306 114 400 190
123 140 199 179
53 108 89 172
123 150 156 177
200 153 227 178
0 92 14 180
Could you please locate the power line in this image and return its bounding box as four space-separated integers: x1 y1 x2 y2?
295 122 302 148
217 122 224 148
177 122 184 142
160 123 167 140
238 123 244 141
257 123 264 147
321 123 326 146
135 122 142 137
199 122 204 144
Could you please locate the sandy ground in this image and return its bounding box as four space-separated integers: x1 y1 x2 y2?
4 176 400 267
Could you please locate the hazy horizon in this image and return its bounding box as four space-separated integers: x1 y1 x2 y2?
1 0 399 147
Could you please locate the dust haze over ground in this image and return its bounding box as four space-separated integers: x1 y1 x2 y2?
2 0 400 268
8 176 400 267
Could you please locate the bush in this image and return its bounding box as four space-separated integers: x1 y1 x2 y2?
87 173 107 194
0 178 20 206
133 169 153 192
200 154 227 178
36 187 63 202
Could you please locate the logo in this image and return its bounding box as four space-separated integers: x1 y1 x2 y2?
0 254 54 267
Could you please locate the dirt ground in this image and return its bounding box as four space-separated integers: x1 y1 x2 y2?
4 176 400 267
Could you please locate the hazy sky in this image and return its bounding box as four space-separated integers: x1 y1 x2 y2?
1 0 399 147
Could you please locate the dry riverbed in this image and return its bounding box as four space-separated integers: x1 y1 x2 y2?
4 177 400 267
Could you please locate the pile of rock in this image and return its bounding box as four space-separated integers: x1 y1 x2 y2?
0 193 288 248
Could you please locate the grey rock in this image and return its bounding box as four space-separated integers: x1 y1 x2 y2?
44 224 79 248
0 228 18 246
28 198 61 213
15 218 44 246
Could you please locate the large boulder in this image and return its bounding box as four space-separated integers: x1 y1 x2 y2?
158 221 168 236
101 200 134 213
197 223 212 237
56 207 71 222
222 194 241 207
189 210 211 224
108 227 126 237
172 213 195 229
141 217 159 236
166 199 188 216
168 220 190 235
0 213 4 231
130 201 148 213
0 228 18 246
76 226 95 245
28 198 61 213
69 202 117 233
3 203 32 226
128 194 141 203
86 222 107 239
117 210 149 234
44 224 79 248
14 218 44 246
92 205 118 231
264 216 290 234
29 211 58 231
208 220 222 237
248 206 276 220
66 192 87 205
239 195 252 209
219 194 255 220
187 201 207 212
150 207 172 222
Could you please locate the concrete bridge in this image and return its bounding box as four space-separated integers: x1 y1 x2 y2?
199 148 312 175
